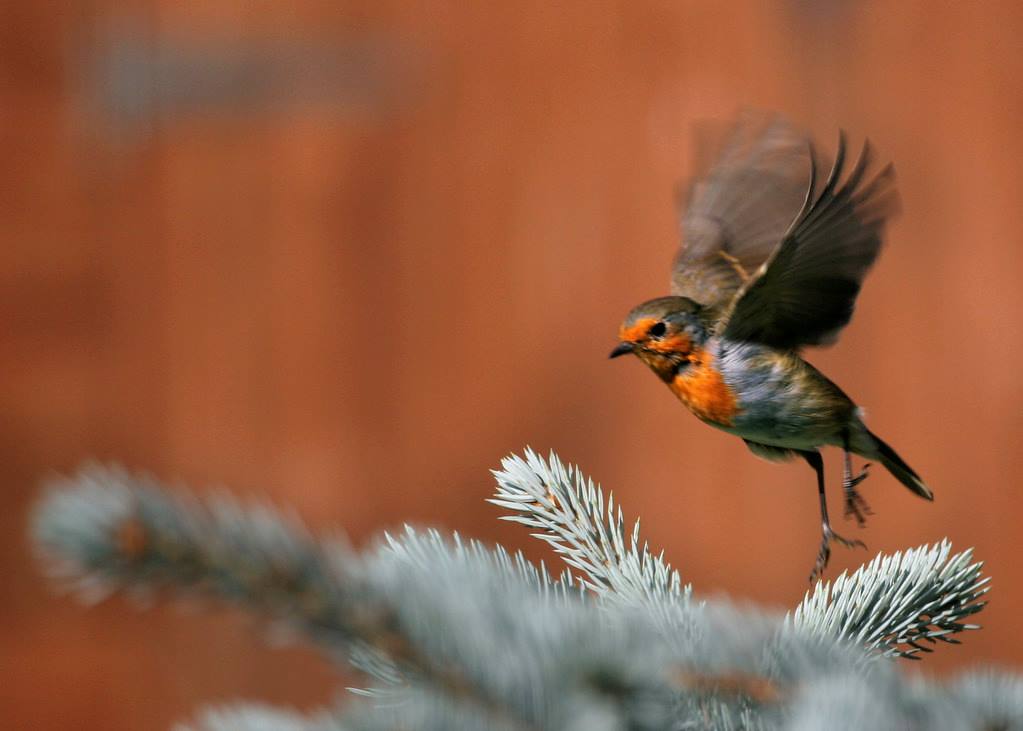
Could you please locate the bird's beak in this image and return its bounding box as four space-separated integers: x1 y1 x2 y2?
609 342 635 359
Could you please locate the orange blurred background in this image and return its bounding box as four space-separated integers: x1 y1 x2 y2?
4 1 1023 728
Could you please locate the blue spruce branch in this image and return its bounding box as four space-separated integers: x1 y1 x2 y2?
491 450 987 660
490 448 689 605
790 540 988 659
27 454 1022 730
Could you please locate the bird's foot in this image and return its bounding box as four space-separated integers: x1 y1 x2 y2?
842 463 873 527
809 525 866 582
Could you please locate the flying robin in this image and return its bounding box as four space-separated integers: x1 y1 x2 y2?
610 114 932 580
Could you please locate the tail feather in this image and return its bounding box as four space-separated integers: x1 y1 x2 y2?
864 431 933 500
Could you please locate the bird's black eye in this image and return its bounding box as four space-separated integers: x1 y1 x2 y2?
648 322 667 338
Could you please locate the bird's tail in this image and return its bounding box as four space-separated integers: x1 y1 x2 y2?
860 430 933 500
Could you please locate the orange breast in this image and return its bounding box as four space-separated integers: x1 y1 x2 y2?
669 349 739 426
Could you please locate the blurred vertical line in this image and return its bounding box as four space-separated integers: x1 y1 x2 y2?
777 0 858 122
70 3 161 148
65 2 177 469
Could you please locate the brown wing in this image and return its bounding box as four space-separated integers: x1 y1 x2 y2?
671 114 818 316
720 132 899 350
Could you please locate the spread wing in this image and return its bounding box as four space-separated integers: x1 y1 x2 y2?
720 132 899 350
671 114 818 316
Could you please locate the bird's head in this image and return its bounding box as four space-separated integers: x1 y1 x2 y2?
610 296 709 381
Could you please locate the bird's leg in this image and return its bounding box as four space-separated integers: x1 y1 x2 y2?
801 450 865 582
841 432 872 527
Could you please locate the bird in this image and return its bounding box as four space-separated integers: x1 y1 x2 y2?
609 114 933 580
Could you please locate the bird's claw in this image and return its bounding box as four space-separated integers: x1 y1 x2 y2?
842 463 873 527
809 525 867 582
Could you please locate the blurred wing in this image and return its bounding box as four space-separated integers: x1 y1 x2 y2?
721 133 899 350
671 114 816 316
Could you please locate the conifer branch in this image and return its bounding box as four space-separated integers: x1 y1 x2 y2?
493 451 989 660
27 456 1022 730
25 463 854 729
790 540 989 658
29 465 693 729
31 464 372 655
490 449 689 604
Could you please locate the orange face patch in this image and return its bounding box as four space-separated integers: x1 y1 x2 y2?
645 333 692 354
669 348 739 426
618 317 659 343
618 318 692 355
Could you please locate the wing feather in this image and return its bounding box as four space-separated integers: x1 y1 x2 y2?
720 132 899 350
743 439 798 463
671 114 817 315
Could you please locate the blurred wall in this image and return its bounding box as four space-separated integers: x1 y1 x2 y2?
3 1 1023 728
